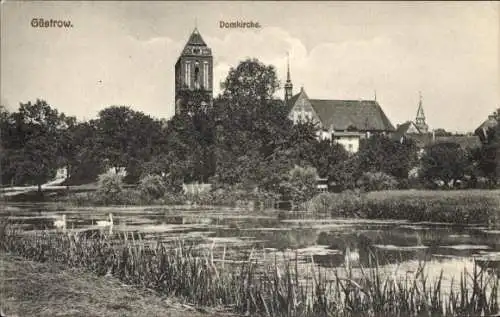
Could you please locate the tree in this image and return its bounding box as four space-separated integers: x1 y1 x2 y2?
420 142 468 187
62 121 105 185
220 58 280 104
476 121 500 185
4 100 70 191
93 106 165 183
357 134 418 179
280 165 319 208
211 59 292 188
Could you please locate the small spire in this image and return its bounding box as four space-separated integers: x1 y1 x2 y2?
195 17 198 29
374 89 377 101
286 52 291 82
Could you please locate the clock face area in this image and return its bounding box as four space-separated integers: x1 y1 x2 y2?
183 47 211 55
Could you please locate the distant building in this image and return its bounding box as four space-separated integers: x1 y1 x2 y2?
394 94 482 152
394 93 429 144
474 108 499 143
175 28 213 114
414 92 428 133
285 87 395 153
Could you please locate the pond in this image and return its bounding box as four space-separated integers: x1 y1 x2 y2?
3 203 500 286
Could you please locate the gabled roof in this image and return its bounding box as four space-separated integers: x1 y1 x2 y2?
285 93 300 111
185 28 207 47
308 99 395 132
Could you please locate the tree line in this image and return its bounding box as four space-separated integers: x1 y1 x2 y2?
1 58 499 199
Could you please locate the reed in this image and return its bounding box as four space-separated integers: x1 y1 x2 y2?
0 225 498 317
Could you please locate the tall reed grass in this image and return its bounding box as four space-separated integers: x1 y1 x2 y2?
0 224 498 317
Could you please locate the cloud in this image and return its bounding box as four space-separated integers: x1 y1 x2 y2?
1 2 498 132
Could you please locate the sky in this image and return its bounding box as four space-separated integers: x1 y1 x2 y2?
1 1 499 132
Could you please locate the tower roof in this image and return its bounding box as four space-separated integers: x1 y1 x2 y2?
185 28 207 47
416 92 425 119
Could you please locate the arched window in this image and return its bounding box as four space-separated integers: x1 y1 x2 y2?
194 66 200 89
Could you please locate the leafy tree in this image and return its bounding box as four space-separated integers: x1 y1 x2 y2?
420 142 468 187
211 59 292 188
220 58 280 103
138 174 166 201
433 128 452 137
3 100 70 191
95 171 124 204
280 165 319 208
328 157 362 192
475 121 500 185
63 121 105 185
358 134 418 179
310 139 349 178
356 171 398 191
93 106 165 183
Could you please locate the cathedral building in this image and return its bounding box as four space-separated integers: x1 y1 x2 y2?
175 28 213 114
284 59 395 153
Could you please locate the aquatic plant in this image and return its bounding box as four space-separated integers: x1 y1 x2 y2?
0 225 498 317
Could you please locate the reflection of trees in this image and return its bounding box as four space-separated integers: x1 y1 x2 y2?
265 229 318 250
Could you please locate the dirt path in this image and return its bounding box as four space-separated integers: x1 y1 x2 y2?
0 253 236 317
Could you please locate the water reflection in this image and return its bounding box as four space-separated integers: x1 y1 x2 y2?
1 203 499 274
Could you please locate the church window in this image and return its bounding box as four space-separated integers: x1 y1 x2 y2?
203 62 209 89
185 62 191 88
194 66 200 89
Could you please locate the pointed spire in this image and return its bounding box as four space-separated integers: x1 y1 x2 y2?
415 91 428 133
286 52 291 82
374 89 377 101
416 91 425 119
284 52 293 102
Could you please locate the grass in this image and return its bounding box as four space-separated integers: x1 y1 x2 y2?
308 189 500 225
1 222 498 317
0 253 229 317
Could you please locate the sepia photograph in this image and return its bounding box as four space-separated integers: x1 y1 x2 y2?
1 1 499 316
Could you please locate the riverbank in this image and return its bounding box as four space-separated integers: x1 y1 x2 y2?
0 253 232 317
4 188 500 225
308 189 500 224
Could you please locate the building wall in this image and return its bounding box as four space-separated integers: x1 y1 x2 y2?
334 135 361 153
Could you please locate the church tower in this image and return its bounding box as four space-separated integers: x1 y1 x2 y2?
284 53 293 103
175 27 213 114
415 92 428 133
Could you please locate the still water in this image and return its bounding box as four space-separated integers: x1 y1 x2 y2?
3 203 500 283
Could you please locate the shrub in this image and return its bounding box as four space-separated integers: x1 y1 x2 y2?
308 190 365 217
95 171 125 204
356 171 398 192
280 166 318 208
138 174 166 201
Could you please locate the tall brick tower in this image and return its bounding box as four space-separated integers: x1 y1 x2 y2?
174 28 213 114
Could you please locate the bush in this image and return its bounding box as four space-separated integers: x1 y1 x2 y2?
138 175 166 201
356 172 398 192
95 172 125 204
280 166 318 208
307 190 365 217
